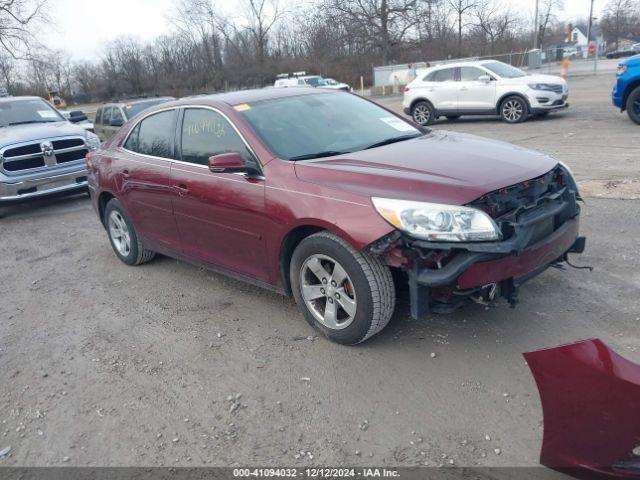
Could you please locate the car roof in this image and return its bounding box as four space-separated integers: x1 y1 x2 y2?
425 59 505 71
164 87 338 109
0 95 46 103
105 96 175 107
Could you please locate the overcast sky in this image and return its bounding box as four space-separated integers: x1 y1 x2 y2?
41 0 605 61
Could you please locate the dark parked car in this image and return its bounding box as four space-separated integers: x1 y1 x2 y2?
94 97 174 141
606 44 640 59
86 88 585 344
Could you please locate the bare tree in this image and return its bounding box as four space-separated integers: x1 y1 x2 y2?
473 1 518 54
448 0 477 56
536 0 563 49
600 0 640 50
325 0 419 65
0 0 47 58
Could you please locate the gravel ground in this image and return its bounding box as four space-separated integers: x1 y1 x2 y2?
0 73 639 472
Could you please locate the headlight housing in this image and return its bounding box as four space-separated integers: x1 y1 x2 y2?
528 83 558 91
617 65 628 76
372 198 501 242
85 131 101 151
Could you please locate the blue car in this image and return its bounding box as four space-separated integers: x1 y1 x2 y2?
612 54 640 124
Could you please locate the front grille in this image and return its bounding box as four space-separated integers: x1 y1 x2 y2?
1 137 88 174
470 165 579 245
4 156 46 171
52 138 85 150
470 166 567 219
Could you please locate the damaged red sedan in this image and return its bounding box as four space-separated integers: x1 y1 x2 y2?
86 88 585 344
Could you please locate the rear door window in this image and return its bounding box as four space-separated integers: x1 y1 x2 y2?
125 109 177 159
101 107 112 126
111 108 124 125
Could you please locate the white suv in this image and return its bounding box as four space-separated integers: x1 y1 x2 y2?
402 60 569 125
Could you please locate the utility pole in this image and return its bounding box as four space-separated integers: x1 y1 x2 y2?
533 0 540 49
586 0 597 74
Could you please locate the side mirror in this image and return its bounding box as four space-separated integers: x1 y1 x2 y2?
208 152 246 173
478 75 491 83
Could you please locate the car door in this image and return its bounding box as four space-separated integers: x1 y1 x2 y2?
421 67 459 112
170 107 268 282
118 108 182 253
457 66 497 111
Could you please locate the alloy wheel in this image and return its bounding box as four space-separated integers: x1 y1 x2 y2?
108 210 131 257
300 254 357 330
503 99 524 122
413 104 431 125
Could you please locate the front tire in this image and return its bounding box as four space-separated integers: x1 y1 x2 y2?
411 101 435 126
104 198 155 266
290 231 395 345
500 96 528 123
626 87 640 125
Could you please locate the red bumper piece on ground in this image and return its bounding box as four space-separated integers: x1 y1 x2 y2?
525 339 640 479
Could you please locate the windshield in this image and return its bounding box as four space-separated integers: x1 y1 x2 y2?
123 98 172 119
304 76 326 87
240 92 422 160
0 98 64 127
483 61 527 78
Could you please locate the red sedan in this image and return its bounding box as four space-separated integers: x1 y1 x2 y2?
86 88 585 344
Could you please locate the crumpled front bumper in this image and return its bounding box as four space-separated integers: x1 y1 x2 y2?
525 339 640 479
370 165 586 319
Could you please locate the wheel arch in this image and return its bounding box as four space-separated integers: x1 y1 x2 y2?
409 97 435 113
496 92 531 114
98 190 116 228
278 221 364 296
622 81 640 112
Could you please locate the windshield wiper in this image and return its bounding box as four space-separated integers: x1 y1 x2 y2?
363 134 422 150
6 120 54 126
289 150 347 161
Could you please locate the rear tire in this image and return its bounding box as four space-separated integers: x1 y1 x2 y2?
626 87 640 125
290 231 395 345
104 198 155 266
500 96 528 123
411 101 435 126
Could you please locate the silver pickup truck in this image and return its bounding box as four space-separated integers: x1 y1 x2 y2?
0 96 101 210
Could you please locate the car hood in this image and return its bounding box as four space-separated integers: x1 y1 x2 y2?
622 53 640 66
517 73 567 85
294 130 559 205
0 121 87 147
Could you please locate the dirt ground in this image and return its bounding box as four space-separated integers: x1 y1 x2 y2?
1 72 639 472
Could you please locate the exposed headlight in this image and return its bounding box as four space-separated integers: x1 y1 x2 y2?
85 131 101 151
617 65 628 76
372 198 501 242
528 83 558 91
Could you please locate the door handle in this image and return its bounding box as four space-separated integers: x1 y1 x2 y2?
121 169 130 179
174 184 190 196
460 87 468 91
